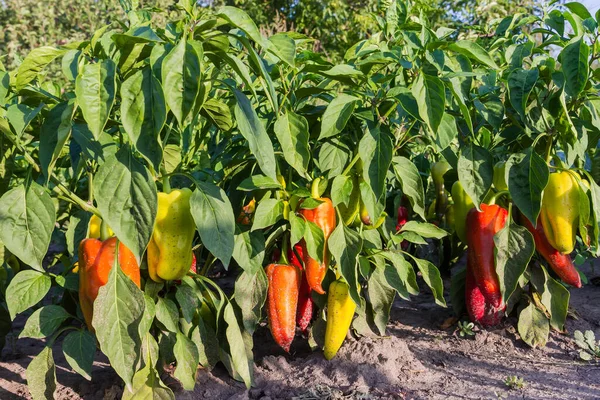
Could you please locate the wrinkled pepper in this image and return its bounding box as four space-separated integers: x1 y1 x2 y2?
521 216 582 288
298 178 336 294
79 237 140 331
451 181 475 243
465 258 504 327
148 189 196 282
466 204 507 309
493 161 508 191
324 279 356 360
88 215 113 239
266 262 301 352
288 244 313 331
540 171 580 255
432 160 451 220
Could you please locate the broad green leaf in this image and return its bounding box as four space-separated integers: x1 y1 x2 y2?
26 347 56 400
380 251 419 298
191 316 220 370
75 59 116 139
507 68 538 120
274 111 310 178
120 67 165 171
318 94 359 140
393 156 426 220
234 268 268 334
65 211 91 259
457 144 493 210
494 220 535 303
331 175 353 207
94 147 157 263
71 124 117 164
232 231 265 274
474 97 504 131
561 38 589 98
223 302 254 388
161 38 202 127
202 98 233 131
435 113 458 151
399 221 447 239
449 41 498 69
408 255 446 307
233 89 277 180
238 175 282 191
303 220 325 264
62 330 95 381
359 123 393 202
61 49 82 82
564 2 593 21
16 47 65 90
329 222 363 306
6 271 52 319
289 212 306 247
155 298 179 333
319 138 350 178
412 73 445 133
541 273 570 332
518 302 549 348
251 198 284 231
268 33 296 67
122 362 174 400
367 266 396 335
506 149 549 225
0 183 56 272
174 332 199 390
92 254 146 389
217 6 269 49
20 305 71 339
190 180 235 268
6 103 44 137
39 101 75 181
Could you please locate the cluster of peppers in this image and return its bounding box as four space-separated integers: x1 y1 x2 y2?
445 161 583 327
266 178 357 359
78 185 197 330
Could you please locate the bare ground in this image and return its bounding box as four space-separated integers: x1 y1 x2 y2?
1 264 599 400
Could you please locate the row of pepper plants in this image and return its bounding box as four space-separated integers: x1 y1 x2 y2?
0 0 599 397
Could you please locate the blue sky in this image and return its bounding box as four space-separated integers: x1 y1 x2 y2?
581 0 600 14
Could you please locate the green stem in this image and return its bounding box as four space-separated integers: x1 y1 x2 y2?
200 254 215 276
487 190 510 205
160 167 171 193
341 153 360 176
279 233 290 265
311 177 321 198
100 219 111 241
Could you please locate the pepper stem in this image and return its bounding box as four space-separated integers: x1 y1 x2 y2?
311 177 321 199
487 190 510 205
279 234 290 265
161 167 171 194
100 219 111 241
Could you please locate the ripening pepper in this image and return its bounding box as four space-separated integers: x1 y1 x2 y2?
431 160 451 220
396 206 409 250
521 216 582 288
288 244 313 331
465 255 505 327
466 204 507 309
148 189 196 282
451 181 475 243
237 198 256 225
79 237 140 331
323 279 356 360
266 263 301 352
540 171 580 255
493 161 508 191
298 180 336 294
88 215 113 239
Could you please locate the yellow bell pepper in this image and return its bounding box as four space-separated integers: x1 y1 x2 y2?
88 215 113 239
323 279 356 360
147 189 196 282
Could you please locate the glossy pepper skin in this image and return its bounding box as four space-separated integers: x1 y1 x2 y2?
148 189 196 282
521 216 582 288
266 263 301 352
452 181 475 243
79 237 140 331
540 172 580 255
466 204 508 309
324 279 356 360
298 198 336 295
288 244 313 331
88 215 113 239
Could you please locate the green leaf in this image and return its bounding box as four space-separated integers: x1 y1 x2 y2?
237 175 282 191
155 298 179 333
223 302 254 388
92 252 146 389
541 273 570 332
39 101 75 180
191 316 220 371
190 181 235 268
412 73 445 133
561 38 589 98
367 266 396 335
289 212 306 247
0 182 56 271
26 347 56 400
399 221 448 239
359 123 393 202
303 220 325 264
16 46 65 90
318 94 359 140
217 6 269 49
274 111 310 178
161 38 202 127
202 98 233 131
6 103 44 137
435 113 458 151
71 124 117 164
94 147 157 263
449 41 498 69
329 222 363 306
507 68 538 120
6 271 51 320
62 330 95 381
393 156 426 220
233 89 277 180
120 67 166 171
234 268 268 334
474 97 504 131
506 149 549 225
331 175 353 207
409 256 446 307
174 332 199 390
66 211 91 259
564 3 593 21
518 302 549 348
380 251 419 298
319 138 350 178
268 33 296 67
251 198 284 231
20 305 71 339
75 59 116 139
457 144 493 210
232 231 265 274
494 219 535 303
122 362 174 400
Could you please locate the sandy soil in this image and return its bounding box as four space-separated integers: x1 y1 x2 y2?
1 264 599 400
